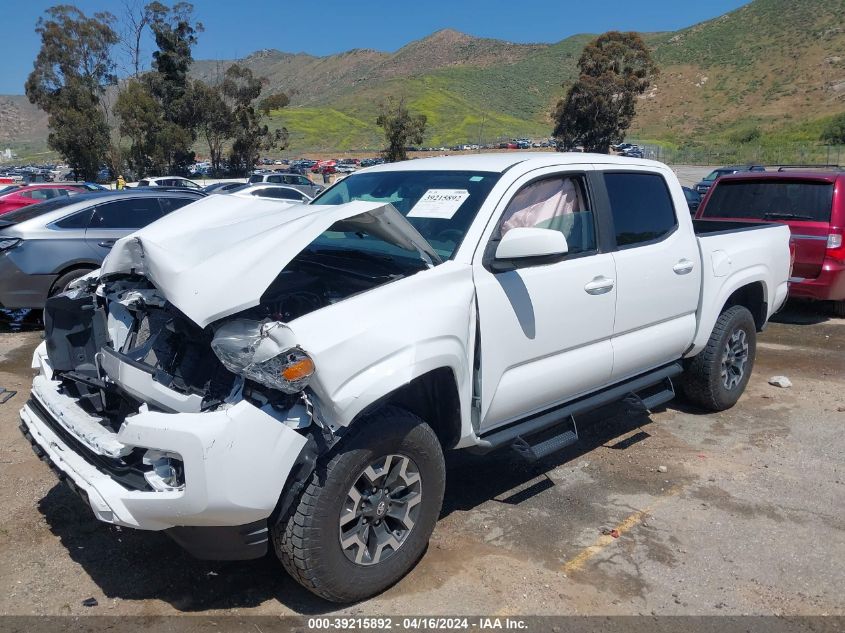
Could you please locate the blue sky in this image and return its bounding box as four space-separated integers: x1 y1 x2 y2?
0 0 751 94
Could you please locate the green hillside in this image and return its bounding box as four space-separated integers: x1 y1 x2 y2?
2 0 843 157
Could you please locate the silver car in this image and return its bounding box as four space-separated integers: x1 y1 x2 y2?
247 172 324 197
0 190 200 309
227 183 313 203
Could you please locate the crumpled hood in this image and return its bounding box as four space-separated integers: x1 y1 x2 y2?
101 196 440 327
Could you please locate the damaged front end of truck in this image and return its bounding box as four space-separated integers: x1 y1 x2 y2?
19 197 457 560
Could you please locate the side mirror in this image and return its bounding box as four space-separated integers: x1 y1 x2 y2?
495 227 569 261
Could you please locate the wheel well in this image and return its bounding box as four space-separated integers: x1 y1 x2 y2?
723 282 766 330
49 263 98 294
364 367 462 449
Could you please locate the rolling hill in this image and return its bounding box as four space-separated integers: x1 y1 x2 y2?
2 0 843 157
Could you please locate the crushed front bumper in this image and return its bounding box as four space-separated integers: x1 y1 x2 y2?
20 345 308 539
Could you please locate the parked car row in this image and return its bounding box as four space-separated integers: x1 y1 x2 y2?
694 164 766 194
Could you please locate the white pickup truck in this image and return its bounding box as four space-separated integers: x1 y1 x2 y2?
20 153 791 602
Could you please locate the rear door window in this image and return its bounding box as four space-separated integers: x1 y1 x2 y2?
90 198 163 229
54 209 93 229
701 180 834 222
604 172 678 247
158 197 193 215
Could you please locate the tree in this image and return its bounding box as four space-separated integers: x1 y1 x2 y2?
552 31 657 153
192 80 232 175
146 1 203 172
119 0 154 78
376 98 427 162
114 2 203 176
25 5 119 179
223 64 288 174
820 113 845 145
258 93 290 116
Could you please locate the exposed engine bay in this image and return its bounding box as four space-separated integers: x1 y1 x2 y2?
42 248 408 434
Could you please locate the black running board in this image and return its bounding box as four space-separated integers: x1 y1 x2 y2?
474 362 683 454
512 415 579 462
623 376 676 413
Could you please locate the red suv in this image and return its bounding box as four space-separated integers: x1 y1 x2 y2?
696 170 845 316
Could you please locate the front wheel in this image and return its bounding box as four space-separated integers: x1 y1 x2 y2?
272 406 445 603
680 305 757 411
49 267 95 298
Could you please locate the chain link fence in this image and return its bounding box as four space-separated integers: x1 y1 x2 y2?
630 142 844 167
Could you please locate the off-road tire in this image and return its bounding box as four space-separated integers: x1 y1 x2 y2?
272 406 445 603
832 300 845 318
681 305 757 411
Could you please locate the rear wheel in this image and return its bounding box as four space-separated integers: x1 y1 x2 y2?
681 305 757 411
273 406 445 603
832 300 845 318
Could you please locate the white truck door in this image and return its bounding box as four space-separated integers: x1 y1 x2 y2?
599 168 701 380
473 167 616 432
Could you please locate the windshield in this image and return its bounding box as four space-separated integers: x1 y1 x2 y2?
703 169 734 182
311 170 501 260
702 180 834 222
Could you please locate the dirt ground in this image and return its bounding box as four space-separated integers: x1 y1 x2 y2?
0 298 843 618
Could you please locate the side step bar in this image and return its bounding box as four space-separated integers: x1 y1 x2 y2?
512 415 579 462
623 376 676 413
474 362 683 456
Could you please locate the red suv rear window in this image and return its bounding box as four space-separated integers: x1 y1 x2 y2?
702 180 833 222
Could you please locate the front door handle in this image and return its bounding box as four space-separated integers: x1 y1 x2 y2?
98 240 116 248
584 276 615 295
673 258 694 275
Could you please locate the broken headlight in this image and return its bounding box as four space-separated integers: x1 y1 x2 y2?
210 319 315 394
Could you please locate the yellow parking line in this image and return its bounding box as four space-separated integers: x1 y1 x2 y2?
562 484 684 574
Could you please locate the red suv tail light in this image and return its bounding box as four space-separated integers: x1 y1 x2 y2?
827 231 845 263
788 239 797 277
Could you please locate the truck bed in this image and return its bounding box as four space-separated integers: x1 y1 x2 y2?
687 219 792 356
692 218 773 236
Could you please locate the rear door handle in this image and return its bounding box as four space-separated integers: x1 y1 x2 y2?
584 276 615 295
673 258 694 275
98 240 116 248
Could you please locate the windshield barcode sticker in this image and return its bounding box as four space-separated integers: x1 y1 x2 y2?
407 189 470 219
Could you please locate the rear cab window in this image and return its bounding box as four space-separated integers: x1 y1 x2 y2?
701 180 834 223
603 172 678 247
